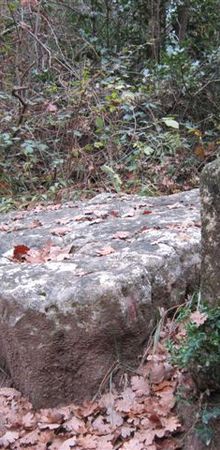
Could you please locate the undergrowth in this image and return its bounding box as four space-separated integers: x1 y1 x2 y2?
167 296 220 446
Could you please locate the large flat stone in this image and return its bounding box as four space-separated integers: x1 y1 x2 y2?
0 190 201 407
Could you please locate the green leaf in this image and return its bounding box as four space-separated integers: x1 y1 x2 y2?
95 117 105 129
101 165 122 192
196 425 213 446
162 117 179 129
202 407 220 425
143 146 155 155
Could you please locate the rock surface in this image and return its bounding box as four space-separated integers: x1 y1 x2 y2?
200 159 220 305
0 190 201 408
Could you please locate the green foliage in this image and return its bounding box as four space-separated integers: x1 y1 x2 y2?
0 0 220 206
195 406 220 446
167 299 220 446
168 302 220 391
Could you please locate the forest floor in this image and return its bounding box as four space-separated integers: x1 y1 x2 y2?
0 308 219 450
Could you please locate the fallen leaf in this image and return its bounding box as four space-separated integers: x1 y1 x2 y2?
75 400 100 418
51 226 72 236
144 361 166 384
19 429 39 446
64 416 86 433
59 437 77 449
112 231 131 240
0 387 21 399
121 437 143 450
0 224 9 232
116 388 136 413
29 219 42 228
22 411 37 429
74 214 91 221
12 244 30 262
161 415 181 432
24 243 72 263
0 431 19 447
96 246 115 256
120 426 135 438
122 208 135 217
46 102 58 113
131 375 150 396
92 415 112 434
167 202 184 209
135 429 156 445
57 218 72 225
109 210 120 217
190 310 208 327
96 439 113 450
106 407 123 427
77 434 97 448
143 210 152 215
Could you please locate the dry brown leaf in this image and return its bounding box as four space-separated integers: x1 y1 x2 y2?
106 407 123 427
21 0 39 6
59 437 77 449
22 411 37 429
122 208 135 217
112 231 131 240
158 392 176 414
12 244 30 262
51 226 72 236
135 429 156 445
29 219 42 228
74 214 90 221
142 209 152 215
161 415 181 432
47 438 65 450
92 415 112 434
25 243 72 263
93 210 108 219
144 361 166 384
131 375 150 396
75 400 100 418
120 426 135 438
96 440 113 450
64 416 86 433
167 202 184 209
38 408 64 430
0 224 9 232
121 437 143 450
99 392 115 408
46 102 58 113
116 388 136 413
0 431 19 447
109 210 120 217
77 434 97 448
19 429 39 446
96 246 115 256
190 310 208 327
0 387 21 400
57 218 72 225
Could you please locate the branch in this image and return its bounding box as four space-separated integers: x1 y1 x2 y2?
12 86 29 132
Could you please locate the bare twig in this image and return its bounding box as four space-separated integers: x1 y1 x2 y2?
12 85 29 131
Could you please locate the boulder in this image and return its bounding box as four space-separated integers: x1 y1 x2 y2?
200 160 220 304
0 190 201 408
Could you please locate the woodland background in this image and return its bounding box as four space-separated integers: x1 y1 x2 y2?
0 0 220 210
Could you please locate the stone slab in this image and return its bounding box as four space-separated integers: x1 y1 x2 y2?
0 190 201 407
